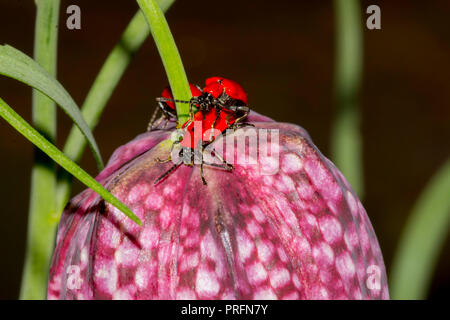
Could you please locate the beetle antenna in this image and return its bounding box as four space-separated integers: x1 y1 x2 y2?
154 162 182 185
156 97 191 104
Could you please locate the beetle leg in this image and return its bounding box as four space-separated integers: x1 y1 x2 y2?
234 107 251 126
208 109 221 142
162 118 169 129
189 99 197 121
200 162 207 185
225 112 234 128
202 161 234 171
199 145 208 185
148 101 178 131
228 105 250 114
233 122 255 131
211 149 234 170
147 104 162 131
156 156 172 163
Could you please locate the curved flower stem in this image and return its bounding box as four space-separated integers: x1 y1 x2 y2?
331 0 364 198
56 0 175 215
20 0 60 300
390 159 450 299
137 0 192 124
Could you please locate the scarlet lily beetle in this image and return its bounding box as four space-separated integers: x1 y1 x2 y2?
148 83 202 131
154 107 252 185
188 77 250 128
153 77 251 129
153 77 253 185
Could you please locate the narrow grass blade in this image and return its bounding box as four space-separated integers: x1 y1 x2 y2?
137 0 191 123
0 45 103 169
331 0 364 198
390 159 450 299
0 98 142 226
56 0 175 214
20 0 60 300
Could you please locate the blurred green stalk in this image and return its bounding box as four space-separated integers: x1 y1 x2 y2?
20 0 60 300
390 159 450 299
56 0 175 215
332 0 364 198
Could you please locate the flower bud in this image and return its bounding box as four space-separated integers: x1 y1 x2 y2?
48 112 388 300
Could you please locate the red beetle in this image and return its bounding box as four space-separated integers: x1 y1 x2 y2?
153 77 253 185
154 107 251 185
180 107 237 148
153 77 251 130
190 77 250 128
148 83 202 131
203 76 248 106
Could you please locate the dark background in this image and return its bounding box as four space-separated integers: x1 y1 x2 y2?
0 0 448 299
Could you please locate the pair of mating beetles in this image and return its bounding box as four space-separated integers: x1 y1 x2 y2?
148 77 252 185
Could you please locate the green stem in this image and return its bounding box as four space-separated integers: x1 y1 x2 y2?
56 0 175 215
331 0 364 198
390 159 450 299
137 0 191 124
20 0 60 300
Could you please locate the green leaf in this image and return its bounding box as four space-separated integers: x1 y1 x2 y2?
0 44 104 170
390 159 450 299
331 0 364 198
137 0 191 124
0 97 142 226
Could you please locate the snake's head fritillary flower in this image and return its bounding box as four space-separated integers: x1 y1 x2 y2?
48 112 389 300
